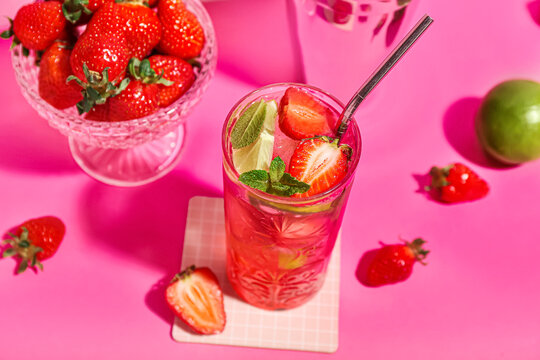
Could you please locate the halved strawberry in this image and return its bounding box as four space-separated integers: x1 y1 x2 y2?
289 136 351 198
165 265 226 335
278 87 337 140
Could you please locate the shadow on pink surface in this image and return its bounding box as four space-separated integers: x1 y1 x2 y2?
355 248 378 287
527 0 540 25
146 274 192 331
411 172 441 204
79 170 221 325
0 111 77 174
443 97 516 169
78 170 221 272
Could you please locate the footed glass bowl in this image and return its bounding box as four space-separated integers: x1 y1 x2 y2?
11 0 217 186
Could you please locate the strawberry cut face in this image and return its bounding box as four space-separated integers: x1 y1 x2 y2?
278 87 338 140
166 266 226 335
289 137 350 198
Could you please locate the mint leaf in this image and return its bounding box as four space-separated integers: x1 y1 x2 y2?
239 170 270 192
279 173 310 196
269 156 285 183
239 156 310 197
231 100 267 149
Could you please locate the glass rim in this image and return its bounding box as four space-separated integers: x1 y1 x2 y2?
221 82 362 205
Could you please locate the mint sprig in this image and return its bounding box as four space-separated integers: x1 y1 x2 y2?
239 157 310 197
231 100 267 149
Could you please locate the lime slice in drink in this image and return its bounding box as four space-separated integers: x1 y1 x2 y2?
262 100 277 133
233 100 277 173
278 251 307 270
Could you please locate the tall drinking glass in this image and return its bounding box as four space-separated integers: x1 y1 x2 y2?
222 83 361 310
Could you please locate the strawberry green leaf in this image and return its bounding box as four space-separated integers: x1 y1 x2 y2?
19 240 30 248
128 57 174 86
231 100 267 149
63 7 82 23
2 248 16 258
0 29 13 39
115 78 131 95
1 18 14 39
139 59 154 78
17 260 28 274
62 0 92 24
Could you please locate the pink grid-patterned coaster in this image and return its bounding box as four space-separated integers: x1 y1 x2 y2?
172 196 340 353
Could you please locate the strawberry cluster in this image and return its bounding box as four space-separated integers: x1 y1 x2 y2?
3 0 203 122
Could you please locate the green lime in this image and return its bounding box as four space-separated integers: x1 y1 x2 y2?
278 251 307 270
233 100 277 173
476 79 540 164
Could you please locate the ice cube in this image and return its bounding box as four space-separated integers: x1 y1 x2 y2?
272 119 300 171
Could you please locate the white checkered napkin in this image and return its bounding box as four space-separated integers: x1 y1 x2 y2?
172 196 340 353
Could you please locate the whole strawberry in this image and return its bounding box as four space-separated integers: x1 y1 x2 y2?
428 163 489 203
87 0 162 60
148 55 195 107
4 1 67 51
165 265 226 335
2 216 66 274
68 31 131 113
39 41 83 110
85 81 160 122
85 103 110 121
106 80 160 121
366 238 429 287
85 57 171 121
157 0 205 59
70 31 130 83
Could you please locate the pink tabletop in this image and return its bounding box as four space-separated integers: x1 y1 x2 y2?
1 0 540 359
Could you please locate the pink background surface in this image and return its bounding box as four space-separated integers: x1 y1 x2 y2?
1 0 540 359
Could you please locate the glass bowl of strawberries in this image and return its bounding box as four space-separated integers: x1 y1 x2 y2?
9 0 216 186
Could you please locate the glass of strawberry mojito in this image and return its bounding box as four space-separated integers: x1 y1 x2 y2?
222 83 361 310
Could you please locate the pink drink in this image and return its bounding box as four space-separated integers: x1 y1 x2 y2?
222 83 361 310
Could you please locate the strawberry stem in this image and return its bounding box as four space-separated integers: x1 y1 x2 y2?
2 227 44 274
406 238 429 265
170 265 196 283
428 165 452 189
128 58 174 86
62 0 92 24
67 64 131 114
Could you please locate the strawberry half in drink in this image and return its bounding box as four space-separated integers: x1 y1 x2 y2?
224 84 360 309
